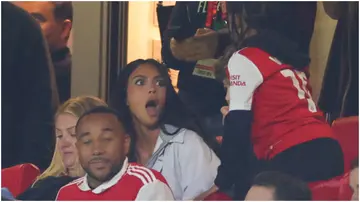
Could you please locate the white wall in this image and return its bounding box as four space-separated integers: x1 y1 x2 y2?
127 1 178 90
71 2 108 99
127 1 161 62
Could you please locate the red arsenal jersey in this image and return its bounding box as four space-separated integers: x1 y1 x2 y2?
227 47 335 160
56 158 174 200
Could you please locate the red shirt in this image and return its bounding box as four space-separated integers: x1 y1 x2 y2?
56 158 174 200
227 47 335 160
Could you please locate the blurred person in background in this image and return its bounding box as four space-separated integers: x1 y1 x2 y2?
319 2 358 122
14 1 73 103
245 171 312 201
162 2 229 138
17 96 108 201
161 2 316 139
2 1 59 170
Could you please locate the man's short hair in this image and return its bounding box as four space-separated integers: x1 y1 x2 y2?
52 2 73 22
351 158 359 170
76 106 128 133
252 171 312 200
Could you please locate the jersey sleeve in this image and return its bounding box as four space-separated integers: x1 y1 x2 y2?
55 188 64 201
227 52 264 111
135 180 174 200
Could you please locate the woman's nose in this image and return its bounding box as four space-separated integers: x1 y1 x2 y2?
148 84 157 94
59 135 73 148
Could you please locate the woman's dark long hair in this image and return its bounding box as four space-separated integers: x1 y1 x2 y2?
110 59 220 161
216 2 298 81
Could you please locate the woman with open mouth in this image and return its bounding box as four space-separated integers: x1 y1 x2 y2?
110 59 221 200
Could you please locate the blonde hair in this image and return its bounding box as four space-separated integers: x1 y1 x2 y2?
35 96 107 183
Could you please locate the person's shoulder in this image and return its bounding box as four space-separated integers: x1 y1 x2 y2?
127 163 167 184
57 177 84 193
2 2 38 27
2 1 44 47
230 47 285 78
180 128 207 145
33 176 77 188
230 47 267 66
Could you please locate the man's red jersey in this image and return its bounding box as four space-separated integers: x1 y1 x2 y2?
227 47 335 160
56 158 174 200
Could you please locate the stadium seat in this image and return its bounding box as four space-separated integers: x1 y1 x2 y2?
1 163 40 197
309 173 352 200
337 172 353 200
308 116 358 200
332 116 359 172
204 191 232 201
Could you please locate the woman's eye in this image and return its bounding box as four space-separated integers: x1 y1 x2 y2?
156 79 166 87
135 79 145 85
56 135 63 139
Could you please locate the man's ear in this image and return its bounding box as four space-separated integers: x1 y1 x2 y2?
61 19 72 42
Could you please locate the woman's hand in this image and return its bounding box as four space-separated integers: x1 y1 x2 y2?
170 28 219 62
220 106 229 125
193 185 219 201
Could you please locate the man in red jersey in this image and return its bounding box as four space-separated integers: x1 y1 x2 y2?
56 106 174 200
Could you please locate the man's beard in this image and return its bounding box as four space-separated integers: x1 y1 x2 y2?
85 162 123 187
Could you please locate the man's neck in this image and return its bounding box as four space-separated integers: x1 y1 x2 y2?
86 161 126 190
51 46 70 62
87 177 102 190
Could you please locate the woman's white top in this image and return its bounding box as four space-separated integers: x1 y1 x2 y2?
148 125 220 200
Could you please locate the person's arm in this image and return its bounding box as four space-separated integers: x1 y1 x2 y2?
323 2 345 20
18 15 59 170
161 2 195 70
178 131 221 200
135 180 174 200
214 53 264 197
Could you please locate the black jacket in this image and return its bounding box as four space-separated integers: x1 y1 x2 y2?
17 176 77 201
2 2 59 170
318 2 358 121
161 1 228 116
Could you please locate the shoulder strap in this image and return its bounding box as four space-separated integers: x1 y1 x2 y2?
146 126 180 168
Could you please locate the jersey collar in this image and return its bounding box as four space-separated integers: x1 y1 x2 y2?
77 157 129 194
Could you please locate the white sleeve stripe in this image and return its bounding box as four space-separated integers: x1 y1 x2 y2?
127 169 149 184
135 180 174 200
59 176 84 189
128 167 153 183
130 165 157 181
72 176 85 184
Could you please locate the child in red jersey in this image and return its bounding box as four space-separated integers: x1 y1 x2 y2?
56 107 174 200
196 2 344 200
